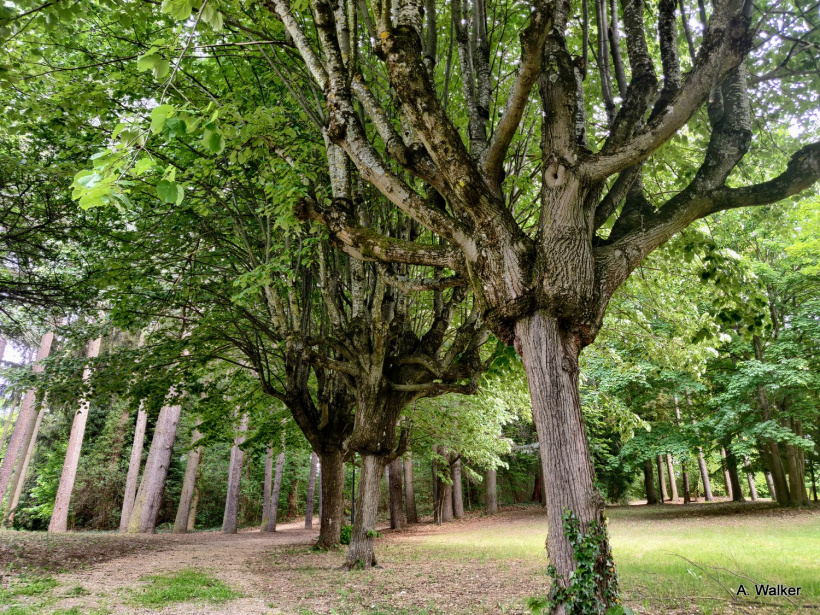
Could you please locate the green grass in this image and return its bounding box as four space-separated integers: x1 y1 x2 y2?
130 568 240 607
394 503 820 613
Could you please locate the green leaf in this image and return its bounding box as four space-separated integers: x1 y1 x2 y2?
150 104 176 134
206 131 225 154
157 180 183 205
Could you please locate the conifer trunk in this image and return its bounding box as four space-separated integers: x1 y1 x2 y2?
222 413 248 534
344 453 385 569
0 331 53 506
403 453 417 523
388 456 404 529
485 468 498 514
126 395 183 533
119 401 147 532
264 451 285 532
451 457 464 519
49 336 103 533
5 405 44 526
305 451 318 529
173 426 203 533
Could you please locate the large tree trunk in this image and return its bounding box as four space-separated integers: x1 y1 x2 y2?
720 447 733 500
126 395 183 533
119 401 147 532
643 458 659 504
0 390 23 460
451 457 464 519
743 456 758 501
305 451 319 529
286 477 299 518
696 448 714 501
485 468 498 514
387 456 404 529
187 487 199 531
264 451 285 532
49 337 103 533
403 453 417 523
316 449 344 547
724 447 744 502
515 312 617 611
222 413 249 534
173 426 203 533
656 456 667 502
5 404 44 526
665 455 678 500
784 440 810 506
0 331 53 507
344 453 385 569
261 444 273 528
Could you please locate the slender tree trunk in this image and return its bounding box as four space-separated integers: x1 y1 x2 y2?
173 426 203 533
316 449 344 547
0 391 21 460
764 471 776 501
657 455 668 501
681 463 692 504
809 462 818 502
643 459 659 504
222 413 249 534
485 468 498 515
743 455 758 501
49 337 103 533
665 454 678 500
387 456 404 529
126 395 183 533
0 331 53 506
515 312 616 611
264 451 285 532
451 457 464 519
119 401 147 532
344 453 385 569
403 453 417 523
261 444 273 528
720 447 733 500
697 448 713 501
305 451 319 529
724 447 744 502
5 405 45 526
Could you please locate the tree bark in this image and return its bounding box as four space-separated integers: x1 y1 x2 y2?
187 487 199 531
720 447 733 500
316 449 344 547
261 444 273 529
264 451 285 532
657 455 668 502
119 401 147 532
50 336 103 533
344 453 385 569
681 463 692 504
743 455 758 501
764 471 776 501
173 426 203 533
665 454 678 500
126 394 183 533
784 440 810 506
0 390 22 460
222 412 249 534
387 456 405 529
286 477 299 519
0 331 53 507
403 453 417 523
515 312 616 610
451 457 464 519
643 458 659 504
485 468 498 514
5 404 44 526
724 447 744 502
697 448 714 501
305 451 319 529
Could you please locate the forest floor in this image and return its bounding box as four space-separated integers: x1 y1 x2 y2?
0 501 817 615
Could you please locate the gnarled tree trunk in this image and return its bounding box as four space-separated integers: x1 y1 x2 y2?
119 401 147 532
515 312 616 610
344 453 385 569
403 453 417 523
305 451 319 529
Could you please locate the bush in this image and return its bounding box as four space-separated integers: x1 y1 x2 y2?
340 524 353 545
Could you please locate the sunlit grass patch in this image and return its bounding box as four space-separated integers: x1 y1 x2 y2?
0 575 58 603
130 568 239 606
